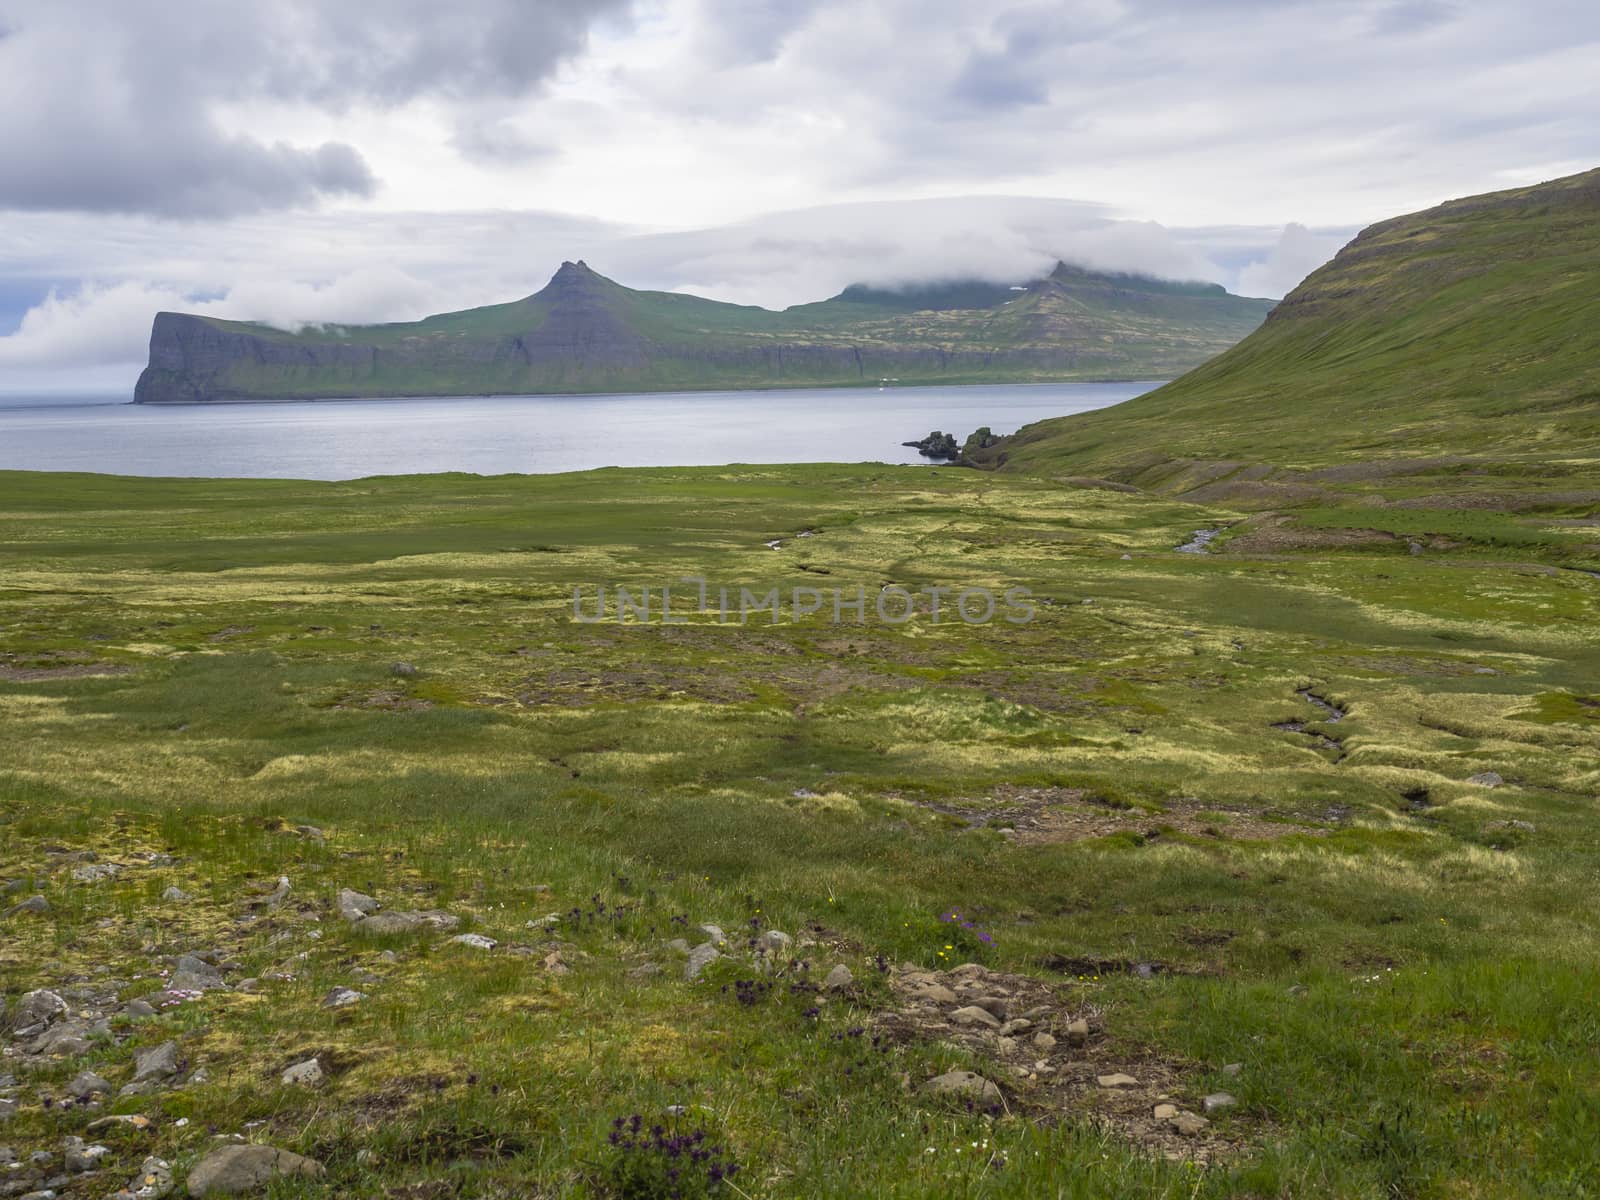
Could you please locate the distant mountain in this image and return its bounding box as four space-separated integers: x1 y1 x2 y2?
978 168 1600 487
132 261 1272 403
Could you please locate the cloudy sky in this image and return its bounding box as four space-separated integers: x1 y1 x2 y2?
1 0 1596 391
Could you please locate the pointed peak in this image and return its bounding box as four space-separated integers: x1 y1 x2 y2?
532 259 618 303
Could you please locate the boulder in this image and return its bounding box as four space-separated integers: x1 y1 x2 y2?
336 889 379 923
924 1069 1000 1101
823 964 854 991
684 943 720 981
185 1144 324 1196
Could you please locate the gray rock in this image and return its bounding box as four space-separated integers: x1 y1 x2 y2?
390 662 419 678
161 887 192 902
281 1058 323 1087
971 995 1009 1020
63 1137 110 1172
449 933 497 950
754 930 792 954
72 863 123 883
696 924 726 945
1202 1091 1237 1113
1170 1111 1210 1137
5 894 51 917
184 1144 325 1196
1222 1062 1242 1077
626 963 662 980
66 1070 111 1099
1066 1017 1090 1045
684 943 721 981
1096 1073 1139 1089
132 1041 180 1084
357 909 459 935
321 988 364 1010
1467 771 1504 788
14 989 68 1031
998 1018 1032 1037
125 1000 158 1020
1152 1103 1178 1120
336 889 379 923
1032 1032 1057 1051
128 1155 174 1198
0 1098 15 1120
950 1005 1002 1029
169 957 225 993
823 964 854 991
924 1069 1000 1102
258 876 290 910
664 938 690 955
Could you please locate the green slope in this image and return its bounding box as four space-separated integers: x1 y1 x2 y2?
133 260 1272 402
981 168 1600 496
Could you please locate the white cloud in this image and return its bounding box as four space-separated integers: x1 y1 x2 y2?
1237 224 1346 299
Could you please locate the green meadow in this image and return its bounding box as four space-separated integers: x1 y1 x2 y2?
2 463 1597 1197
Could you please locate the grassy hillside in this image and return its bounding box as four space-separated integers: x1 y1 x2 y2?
3 465 1599 1196
134 261 1272 402
982 168 1600 501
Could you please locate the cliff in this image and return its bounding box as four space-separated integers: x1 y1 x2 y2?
133 260 1274 403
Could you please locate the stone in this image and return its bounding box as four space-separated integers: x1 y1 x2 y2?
626 963 662 980
1170 1111 1210 1137
823 964 854 991
971 995 1009 1020
924 1069 1000 1102
1032 1032 1057 1052
664 938 690 954
449 933 497 950
63 1137 110 1172
950 1005 1002 1030
128 1155 174 1198
73 863 122 883
358 909 459 935
696 924 726 945
321 988 364 1010
281 1058 323 1087
66 1070 112 1099
170 955 226 992
161 887 191 902
684 943 720 981
754 930 792 954
1096 1073 1140 1089
998 1018 1033 1037
1152 1103 1178 1120
258 876 291 910
1202 1092 1237 1113
185 1144 325 1196
125 1000 158 1020
1222 1062 1242 1077
0 1098 15 1120
1467 771 1504 788
294 826 324 841
525 913 562 929
336 889 379 922
1066 1017 1090 1046
14 989 68 1031
390 662 419 678
132 1041 180 1084
86 1115 154 1134
912 983 959 1004
5 895 51 917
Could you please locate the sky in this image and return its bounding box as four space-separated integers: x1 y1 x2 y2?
0 0 1596 391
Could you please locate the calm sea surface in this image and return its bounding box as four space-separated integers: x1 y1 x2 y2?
0 381 1159 480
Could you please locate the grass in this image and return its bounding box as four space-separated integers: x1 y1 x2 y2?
981 167 1600 506
2 461 1598 1196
